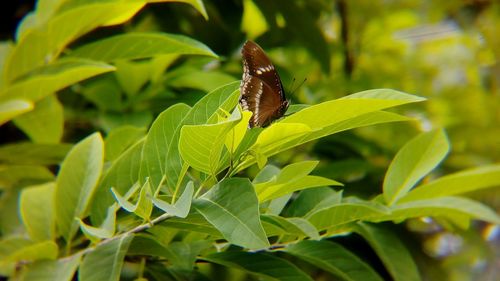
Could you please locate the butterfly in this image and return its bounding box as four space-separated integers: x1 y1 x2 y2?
240 40 289 128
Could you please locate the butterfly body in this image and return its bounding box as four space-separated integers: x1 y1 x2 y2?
240 40 289 127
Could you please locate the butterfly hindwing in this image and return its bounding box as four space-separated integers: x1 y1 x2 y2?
240 40 288 127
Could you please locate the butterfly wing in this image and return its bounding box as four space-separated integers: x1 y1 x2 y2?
240 40 288 127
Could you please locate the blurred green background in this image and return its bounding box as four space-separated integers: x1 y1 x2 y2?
2 0 499 280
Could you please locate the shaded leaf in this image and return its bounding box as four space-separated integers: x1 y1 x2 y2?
13 95 63 143
104 125 146 161
152 181 194 218
354 223 420 281
90 139 144 225
79 234 133 281
193 178 269 249
0 142 72 165
55 133 104 242
20 252 82 281
285 240 384 281
203 251 313 281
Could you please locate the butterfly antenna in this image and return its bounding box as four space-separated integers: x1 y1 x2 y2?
287 78 296 94
290 77 307 96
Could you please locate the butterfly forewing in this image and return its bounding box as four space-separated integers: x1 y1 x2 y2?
240 40 288 127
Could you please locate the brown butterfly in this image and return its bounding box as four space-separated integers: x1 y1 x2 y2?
240 40 289 128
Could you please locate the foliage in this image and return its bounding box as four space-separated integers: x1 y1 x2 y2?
0 0 499 281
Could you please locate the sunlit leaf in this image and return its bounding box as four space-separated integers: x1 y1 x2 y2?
140 81 239 192
179 107 242 176
375 196 500 227
399 164 500 202
307 200 389 231
0 58 114 103
4 2 143 82
70 32 217 62
241 0 269 39
0 99 33 125
254 161 342 202
384 129 450 205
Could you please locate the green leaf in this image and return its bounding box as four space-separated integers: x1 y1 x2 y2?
140 81 239 192
254 161 342 202
0 165 54 189
241 0 269 39
79 206 116 241
70 32 217 62
251 122 312 156
285 240 384 281
20 182 56 241
140 104 190 194
383 129 450 205
179 107 242 176
158 212 222 237
399 164 500 203
20 253 82 281
235 90 422 172
0 142 71 165
203 251 313 281
0 58 114 104
375 196 500 227
55 132 104 242
166 67 237 92
193 178 269 249
4 2 143 82
105 125 146 161
112 179 153 221
152 181 194 218
354 223 420 281
129 236 210 270
307 201 389 231
13 95 63 143
0 99 33 125
164 0 208 20
286 187 342 217
0 238 58 275
90 139 144 225
261 215 319 240
225 109 252 153
79 233 133 281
